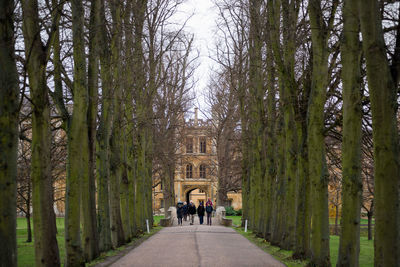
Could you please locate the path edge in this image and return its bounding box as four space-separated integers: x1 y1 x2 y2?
90 227 163 267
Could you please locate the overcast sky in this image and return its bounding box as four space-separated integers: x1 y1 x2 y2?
173 0 219 118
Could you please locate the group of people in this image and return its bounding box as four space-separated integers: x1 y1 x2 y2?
176 198 214 226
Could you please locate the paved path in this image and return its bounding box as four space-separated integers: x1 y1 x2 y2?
111 223 285 267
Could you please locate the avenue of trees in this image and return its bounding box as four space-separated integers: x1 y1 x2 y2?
211 0 400 266
0 0 195 266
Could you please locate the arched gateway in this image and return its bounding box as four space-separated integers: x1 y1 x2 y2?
184 185 210 206
152 108 241 211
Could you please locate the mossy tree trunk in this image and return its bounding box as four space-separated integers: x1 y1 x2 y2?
238 59 249 226
270 116 285 246
109 0 125 248
122 0 137 239
307 0 338 265
65 0 88 265
96 0 113 252
0 0 19 265
83 0 100 260
263 36 277 241
358 0 400 265
268 0 299 250
248 0 266 233
162 163 176 217
133 0 149 234
337 0 363 265
294 66 311 258
21 0 61 265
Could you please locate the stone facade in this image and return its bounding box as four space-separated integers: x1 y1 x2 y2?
153 108 242 212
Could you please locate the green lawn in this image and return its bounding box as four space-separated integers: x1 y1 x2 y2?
231 216 374 267
330 235 373 267
153 215 164 226
234 227 307 267
17 216 163 266
17 217 65 267
329 217 374 225
226 215 242 226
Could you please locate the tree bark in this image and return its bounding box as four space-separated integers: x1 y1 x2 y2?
0 0 19 264
358 1 400 265
248 0 265 233
133 0 149 234
337 2 363 265
83 0 100 260
21 0 61 265
65 0 88 265
367 211 373 241
268 0 298 250
109 0 125 248
307 0 338 265
96 0 113 252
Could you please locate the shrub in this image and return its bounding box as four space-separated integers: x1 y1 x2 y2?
236 209 242 216
225 206 237 216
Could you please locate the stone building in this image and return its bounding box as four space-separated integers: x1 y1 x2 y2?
153 108 242 211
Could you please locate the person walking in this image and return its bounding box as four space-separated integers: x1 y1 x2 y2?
176 201 184 226
197 202 205 225
188 201 196 225
206 198 213 226
183 201 188 221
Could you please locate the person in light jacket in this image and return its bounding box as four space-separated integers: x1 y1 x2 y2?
188 201 196 225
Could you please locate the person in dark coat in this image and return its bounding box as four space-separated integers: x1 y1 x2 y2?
176 201 184 226
183 201 188 221
188 201 196 225
197 202 205 225
206 198 213 226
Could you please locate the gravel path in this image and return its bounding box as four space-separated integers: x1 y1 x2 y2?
111 224 285 267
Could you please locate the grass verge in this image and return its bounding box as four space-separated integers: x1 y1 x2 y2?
233 227 308 267
17 217 163 266
87 226 163 266
232 222 373 267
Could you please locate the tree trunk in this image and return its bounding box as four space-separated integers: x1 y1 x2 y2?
268 0 299 250
0 1 19 264
109 0 125 248
248 0 265 234
367 211 373 241
270 118 286 246
96 0 113 252
21 1 61 265
65 0 88 265
335 204 339 236
83 0 100 260
358 1 400 265
25 214 32 243
263 18 277 241
26 186 32 243
337 2 363 266
307 0 337 265
122 0 138 238
132 0 149 234
294 116 311 259
162 164 176 217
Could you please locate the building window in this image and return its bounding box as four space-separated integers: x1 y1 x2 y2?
199 189 204 193
199 164 206 178
186 164 193 178
200 138 206 153
186 137 193 153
